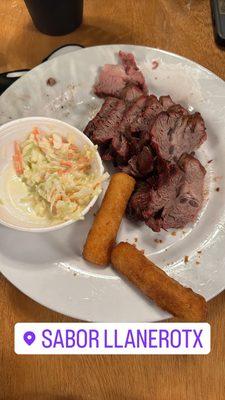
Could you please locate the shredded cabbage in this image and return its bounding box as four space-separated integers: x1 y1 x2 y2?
13 128 107 222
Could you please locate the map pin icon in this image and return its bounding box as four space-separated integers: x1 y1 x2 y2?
23 331 36 346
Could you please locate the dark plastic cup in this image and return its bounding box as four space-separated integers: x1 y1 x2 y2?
24 0 83 36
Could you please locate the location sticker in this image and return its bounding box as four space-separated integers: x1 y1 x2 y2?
23 331 36 346
15 323 210 355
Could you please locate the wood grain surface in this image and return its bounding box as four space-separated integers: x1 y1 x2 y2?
0 0 225 399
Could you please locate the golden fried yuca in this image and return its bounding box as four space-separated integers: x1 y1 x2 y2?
83 173 135 266
111 242 207 321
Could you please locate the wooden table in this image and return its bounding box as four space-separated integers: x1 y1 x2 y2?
0 1 225 399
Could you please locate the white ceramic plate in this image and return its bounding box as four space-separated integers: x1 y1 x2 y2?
0 45 225 322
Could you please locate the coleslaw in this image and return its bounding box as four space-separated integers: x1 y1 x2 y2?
13 128 107 222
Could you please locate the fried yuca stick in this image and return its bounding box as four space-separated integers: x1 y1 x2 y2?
83 173 135 266
111 242 207 321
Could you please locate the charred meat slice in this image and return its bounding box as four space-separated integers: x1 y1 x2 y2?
161 154 206 229
131 95 163 133
137 146 154 175
121 84 144 102
127 154 206 232
119 95 148 134
150 110 207 162
94 64 128 98
92 99 126 144
142 164 184 220
120 146 154 177
119 155 141 177
126 163 184 227
168 104 188 117
94 51 147 99
84 97 118 138
159 95 174 110
101 147 114 161
111 134 130 163
119 51 147 92
126 182 152 220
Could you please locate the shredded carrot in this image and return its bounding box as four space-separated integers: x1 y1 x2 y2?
32 127 40 142
62 167 73 174
57 168 72 175
60 160 72 167
13 141 23 174
13 156 23 175
55 195 63 201
70 144 78 151
14 141 21 155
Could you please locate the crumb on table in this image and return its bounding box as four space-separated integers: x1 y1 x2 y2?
215 187 220 192
197 251 202 254
171 231 176 236
184 255 189 263
207 159 213 164
134 237 138 243
196 261 200 265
